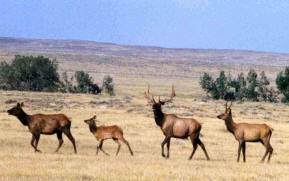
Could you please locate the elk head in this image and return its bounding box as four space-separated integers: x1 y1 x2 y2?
84 115 98 125
7 102 24 116
217 101 233 120
144 85 176 110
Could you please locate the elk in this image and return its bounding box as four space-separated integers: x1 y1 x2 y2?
84 115 133 156
7 102 77 153
144 85 210 160
217 101 273 163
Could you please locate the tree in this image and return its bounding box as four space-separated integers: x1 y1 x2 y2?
276 67 289 102
74 71 93 93
257 71 276 102
199 73 219 99
103 75 115 96
0 55 60 91
215 71 228 99
199 70 277 102
246 69 258 100
200 73 214 94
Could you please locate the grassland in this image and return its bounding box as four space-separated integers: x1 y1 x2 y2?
0 37 289 180
1 79 289 181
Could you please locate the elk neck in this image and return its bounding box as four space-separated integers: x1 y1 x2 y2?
224 115 237 134
153 106 165 127
16 110 30 126
89 122 98 133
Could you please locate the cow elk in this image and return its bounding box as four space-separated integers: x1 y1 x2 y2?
144 85 210 160
7 102 77 153
217 101 273 163
84 115 133 156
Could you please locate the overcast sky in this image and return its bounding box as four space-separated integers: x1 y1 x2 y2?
1 0 289 53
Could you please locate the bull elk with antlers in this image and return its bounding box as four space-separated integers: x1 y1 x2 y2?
144 85 210 160
7 102 77 153
217 101 274 163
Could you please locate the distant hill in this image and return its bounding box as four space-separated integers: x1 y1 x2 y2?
0 37 288 82
0 37 289 66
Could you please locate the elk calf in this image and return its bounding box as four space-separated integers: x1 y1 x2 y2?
84 115 133 156
217 101 273 163
7 102 77 153
145 85 210 160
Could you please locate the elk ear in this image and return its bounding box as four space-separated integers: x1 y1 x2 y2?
159 100 165 105
20 102 24 107
92 115 96 120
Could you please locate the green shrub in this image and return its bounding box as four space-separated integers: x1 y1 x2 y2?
276 67 289 102
0 55 60 91
103 75 115 96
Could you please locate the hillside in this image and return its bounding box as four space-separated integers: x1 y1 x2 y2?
0 37 289 66
0 37 288 97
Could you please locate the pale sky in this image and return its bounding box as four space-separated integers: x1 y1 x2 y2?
1 0 289 53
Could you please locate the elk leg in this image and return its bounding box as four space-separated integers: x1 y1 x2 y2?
99 140 109 156
64 129 77 154
166 138 171 158
237 140 244 162
55 132 63 152
242 142 246 162
188 137 198 160
119 137 134 156
260 139 270 163
161 137 170 158
197 138 210 160
267 144 273 163
30 135 36 149
266 133 273 163
34 134 41 153
261 138 273 163
113 139 121 156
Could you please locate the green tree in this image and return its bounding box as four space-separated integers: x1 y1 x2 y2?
276 67 289 102
246 69 258 100
257 71 277 102
200 73 214 94
215 71 228 99
103 75 115 96
74 71 93 93
0 55 60 91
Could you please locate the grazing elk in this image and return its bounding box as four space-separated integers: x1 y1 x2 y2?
217 101 273 163
144 85 210 160
7 102 77 153
84 115 133 156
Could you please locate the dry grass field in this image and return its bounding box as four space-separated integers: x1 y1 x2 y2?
1 79 289 181
1 38 289 180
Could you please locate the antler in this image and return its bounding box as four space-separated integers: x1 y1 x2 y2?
228 101 233 109
225 101 233 109
160 85 176 103
144 85 156 104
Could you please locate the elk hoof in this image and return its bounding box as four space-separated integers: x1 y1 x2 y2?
35 149 42 153
162 153 166 157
